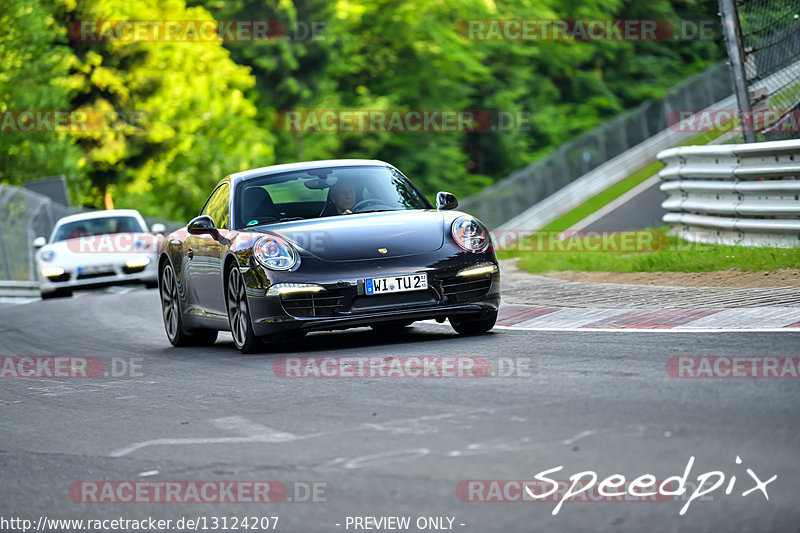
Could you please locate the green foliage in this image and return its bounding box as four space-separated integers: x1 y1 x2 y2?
57 0 275 219
0 0 87 198
2 0 726 221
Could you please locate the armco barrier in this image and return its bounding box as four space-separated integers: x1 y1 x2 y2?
657 139 800 246
458 62 734 231
461 58 800 237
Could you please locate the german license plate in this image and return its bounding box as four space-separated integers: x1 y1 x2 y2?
365 273 428 295
78 264 113 275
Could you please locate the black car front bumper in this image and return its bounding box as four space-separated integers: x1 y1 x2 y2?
240 246 500 336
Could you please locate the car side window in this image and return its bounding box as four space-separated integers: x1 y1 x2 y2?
201 183 230 229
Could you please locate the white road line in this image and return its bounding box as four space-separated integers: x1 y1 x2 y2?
561 429 597 446
110 410 498 458
110 416 298 457
493 325 798 333
421 320 798 333
211 415 296 440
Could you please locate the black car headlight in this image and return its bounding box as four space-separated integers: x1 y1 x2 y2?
253 235 299 271
451 216 489 253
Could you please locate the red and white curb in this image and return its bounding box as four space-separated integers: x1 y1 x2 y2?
489 304 800 332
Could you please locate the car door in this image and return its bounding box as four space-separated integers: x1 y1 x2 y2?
189 182 231 322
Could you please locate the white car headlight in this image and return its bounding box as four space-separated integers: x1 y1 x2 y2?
41 250 56 262
126 256 151 269
134 238 151 252
451 216 489 253
254 235 299 271
41 266 65 278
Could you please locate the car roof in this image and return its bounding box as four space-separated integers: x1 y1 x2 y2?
54 209 145 226
228 159 394 184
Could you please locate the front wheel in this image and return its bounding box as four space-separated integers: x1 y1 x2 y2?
160 261 218 347
450 310 497 336
226 266 262 353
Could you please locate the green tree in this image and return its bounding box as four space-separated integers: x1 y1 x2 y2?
58 0 276 219
0 0 86 198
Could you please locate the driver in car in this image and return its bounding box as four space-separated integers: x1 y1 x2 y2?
327 179 357 215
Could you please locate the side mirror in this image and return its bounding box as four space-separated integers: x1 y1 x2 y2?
33 236 47 248
187 215 217 236
436 191 458 210
151 223 166 234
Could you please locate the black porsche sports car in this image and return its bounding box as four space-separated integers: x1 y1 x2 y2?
158 159 500 352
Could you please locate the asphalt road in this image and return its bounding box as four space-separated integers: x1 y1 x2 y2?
581 178 667 231
1 288 799 533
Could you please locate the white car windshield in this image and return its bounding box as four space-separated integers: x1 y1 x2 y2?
52 216 144 243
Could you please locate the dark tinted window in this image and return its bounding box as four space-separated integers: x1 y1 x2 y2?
201 183 230 229
234 166 430 229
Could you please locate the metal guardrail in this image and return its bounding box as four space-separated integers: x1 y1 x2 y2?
494 94 737 233
657 139 800 246
458 62 734 230
462 56 800 234
0 280 40 298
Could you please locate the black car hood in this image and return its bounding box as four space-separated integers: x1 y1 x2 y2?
262 210 445 261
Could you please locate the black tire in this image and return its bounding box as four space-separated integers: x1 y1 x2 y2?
371 320 413 333
450 310 497 336
160 261 218 347
41 289 72 300
226 265 263 353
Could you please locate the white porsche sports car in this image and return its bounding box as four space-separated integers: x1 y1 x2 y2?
33 209 164 299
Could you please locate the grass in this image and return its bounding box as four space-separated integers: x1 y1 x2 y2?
495 127 799 273
513 232 800 274
535 158 665 235
493 86 800 274
533 129 727 236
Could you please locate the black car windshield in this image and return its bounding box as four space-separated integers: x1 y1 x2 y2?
52 216 144 242
234 165 431 229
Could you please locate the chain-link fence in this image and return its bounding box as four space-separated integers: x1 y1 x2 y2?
0 185 81 281
738 0 800 140
459 62 733 229
0 184 182 282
